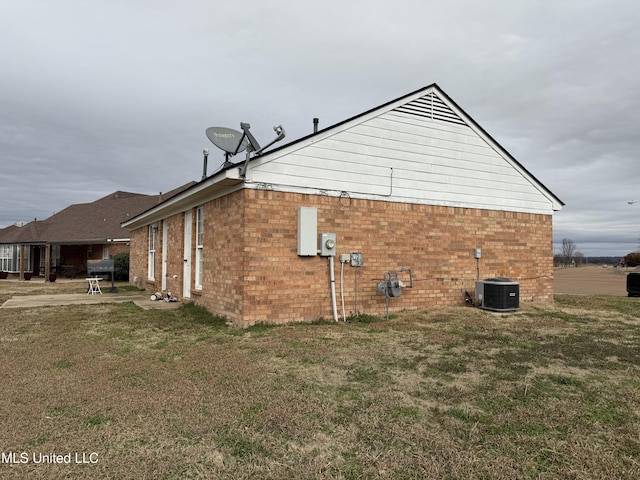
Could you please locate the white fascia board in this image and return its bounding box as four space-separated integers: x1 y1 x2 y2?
122 167 244 229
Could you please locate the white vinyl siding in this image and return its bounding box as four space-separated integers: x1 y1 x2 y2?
246 91 557 215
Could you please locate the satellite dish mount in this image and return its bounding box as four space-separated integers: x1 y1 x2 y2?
235 123 286 177
204 122 285 179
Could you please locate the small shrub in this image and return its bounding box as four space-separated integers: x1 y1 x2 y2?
113 252 130 281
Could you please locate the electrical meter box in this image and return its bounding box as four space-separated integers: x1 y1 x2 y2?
318 233 336 256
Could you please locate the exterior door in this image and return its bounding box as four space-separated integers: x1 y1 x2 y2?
161 220 168 291
183 211 192 298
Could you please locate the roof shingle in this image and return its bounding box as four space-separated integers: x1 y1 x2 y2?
0 183 195 244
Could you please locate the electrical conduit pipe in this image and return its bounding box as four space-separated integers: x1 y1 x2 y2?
329 256 339 322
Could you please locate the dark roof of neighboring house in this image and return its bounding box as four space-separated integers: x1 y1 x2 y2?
0 183 195 245
0 222 48 244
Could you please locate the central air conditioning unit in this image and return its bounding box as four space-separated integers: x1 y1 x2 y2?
628 272 640 297
475 278 519 312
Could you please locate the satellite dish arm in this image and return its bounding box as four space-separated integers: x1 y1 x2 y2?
239 123 261 152
253 125 286 156
239 124 286 178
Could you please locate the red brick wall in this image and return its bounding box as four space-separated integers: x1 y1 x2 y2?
129 227 148 289
129 188 554 326
237 190 552 326
195 192 246 318
129 222 169 291
163 215 185 296
104 243 129 258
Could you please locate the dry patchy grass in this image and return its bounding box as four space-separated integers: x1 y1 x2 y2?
1 290 640 479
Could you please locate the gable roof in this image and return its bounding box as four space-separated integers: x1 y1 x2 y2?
0 183 195 245
123 83 563 229
247 83 564 210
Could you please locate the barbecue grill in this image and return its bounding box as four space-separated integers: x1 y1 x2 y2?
87 259 117 293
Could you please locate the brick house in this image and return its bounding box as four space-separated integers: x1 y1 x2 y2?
0 186 193 280
123 84 563 326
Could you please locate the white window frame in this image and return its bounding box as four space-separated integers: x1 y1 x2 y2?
148 224 157 279
0 244 32 273
195 206 204 290
0 245 13 272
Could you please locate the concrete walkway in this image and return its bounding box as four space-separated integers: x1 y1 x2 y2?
1 292 182 310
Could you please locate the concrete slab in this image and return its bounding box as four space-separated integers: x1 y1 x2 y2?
1 292 181 310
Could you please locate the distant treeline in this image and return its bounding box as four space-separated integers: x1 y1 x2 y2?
554 256 622 267
584 257 622 264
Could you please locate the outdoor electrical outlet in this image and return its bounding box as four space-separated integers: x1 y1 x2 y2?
339 254 351 263
350 252 363 267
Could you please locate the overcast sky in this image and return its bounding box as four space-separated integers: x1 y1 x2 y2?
1 0 639 256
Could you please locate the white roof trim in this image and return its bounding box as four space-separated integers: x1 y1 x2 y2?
122 167 243 229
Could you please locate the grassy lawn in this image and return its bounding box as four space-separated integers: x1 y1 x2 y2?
1 284 639 479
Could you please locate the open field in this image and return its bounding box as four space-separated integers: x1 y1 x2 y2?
554 265 636 296
1 280 640 479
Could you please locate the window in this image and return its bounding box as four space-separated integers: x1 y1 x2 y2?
148 224 157 279
0 245 13 272
21 247 31 273
0 245 30 273
195 206 204 289
51 245 60 270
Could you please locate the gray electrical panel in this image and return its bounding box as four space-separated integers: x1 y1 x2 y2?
297 207 317 256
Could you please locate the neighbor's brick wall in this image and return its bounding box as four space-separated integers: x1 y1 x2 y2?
104 242 129 258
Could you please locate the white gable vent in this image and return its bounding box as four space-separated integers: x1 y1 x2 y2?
394 92 467 126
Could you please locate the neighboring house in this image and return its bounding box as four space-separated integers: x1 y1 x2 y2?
0 185 194 279
122 83 564 326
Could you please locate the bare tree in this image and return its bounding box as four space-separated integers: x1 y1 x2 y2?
561 238 577 266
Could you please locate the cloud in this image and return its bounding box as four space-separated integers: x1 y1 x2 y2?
1 0 639 256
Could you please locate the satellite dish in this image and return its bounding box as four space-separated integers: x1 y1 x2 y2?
205 127 249 154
